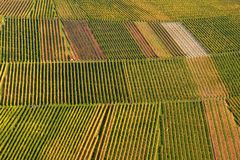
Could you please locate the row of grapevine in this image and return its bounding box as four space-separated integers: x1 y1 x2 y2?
30 0 57 18
2 18 239 62
203 99 240 160
1 62 129 105
125 22 157 58
226 96 240 126
0 59 199 105
0 16 2 58
39 19 69 61
0 18 69 62
133 22 172 58
62 20 105 60
0 63 7 101
0 104 108 159
88 20 146 59
52 1 240 21
143 1 240 20
94 103 160 159
212 51 240 97
0 103 160 159
161 101 214 160
0 62 7 87
187 56 228 98
183 16 240 54
0 0 33 17
53 1 158 21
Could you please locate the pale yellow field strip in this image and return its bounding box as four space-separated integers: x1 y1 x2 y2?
187 57 228 98
161 22 207 57
134 22 172 58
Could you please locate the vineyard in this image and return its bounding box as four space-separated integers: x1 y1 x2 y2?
0 1 240 160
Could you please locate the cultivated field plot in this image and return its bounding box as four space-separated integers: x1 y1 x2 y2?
0 60 198 105
124 59 197 102
161 101 214 160
62 20 105 60
0 18 70 62
53 0 164 21
52 0 240 21
145 0 240 20
187 56 227 98
88 20 145 59
0 1 240 160
30 0 57 18
132 22 172 59
161 22 207 57
0 103 159 160
183 16 240 54
227 96 240 126
203 99 240 160
212 52 240 97
125 22 158 59
0 62 130 105
96 103 160 160
0 0 33 17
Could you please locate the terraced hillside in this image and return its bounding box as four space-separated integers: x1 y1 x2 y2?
0 1 240 160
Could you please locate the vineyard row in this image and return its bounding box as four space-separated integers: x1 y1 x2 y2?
1 98 239 159
1 18 239 62
1 52 240 105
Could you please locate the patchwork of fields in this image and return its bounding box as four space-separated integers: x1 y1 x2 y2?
0 1 240 159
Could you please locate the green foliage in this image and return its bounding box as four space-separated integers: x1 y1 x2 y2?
183 16 240 54
212 52 240 96
226 96 240 126
88 20 145 59
125 59 198 102
31 0 57 18
1 59 199 105
161 101 214 160
0 104 106 159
